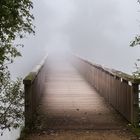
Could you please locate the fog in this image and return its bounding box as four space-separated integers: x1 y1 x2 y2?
10 0 140 78
66 0 140 74
1 0 140 139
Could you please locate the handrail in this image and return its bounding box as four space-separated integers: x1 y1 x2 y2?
23 55 47 84
74 55 139 83
23 55 47 128
72 54 140 126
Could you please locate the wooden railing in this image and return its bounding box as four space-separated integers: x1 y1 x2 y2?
23 56 47 128
72 55 140 126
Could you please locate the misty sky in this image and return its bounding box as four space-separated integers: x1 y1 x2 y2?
10 0 140 79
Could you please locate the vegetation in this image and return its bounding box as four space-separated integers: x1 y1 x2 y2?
0 0 34 134
130 36 140 47
130 35 140 78
130 0 140 78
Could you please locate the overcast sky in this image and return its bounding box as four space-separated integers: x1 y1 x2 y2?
9 0 140 79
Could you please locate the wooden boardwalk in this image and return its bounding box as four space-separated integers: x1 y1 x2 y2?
35 55 128 131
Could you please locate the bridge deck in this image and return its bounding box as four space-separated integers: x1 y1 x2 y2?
35 55 127 131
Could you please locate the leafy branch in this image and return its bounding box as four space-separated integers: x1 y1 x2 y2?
0 0 34 133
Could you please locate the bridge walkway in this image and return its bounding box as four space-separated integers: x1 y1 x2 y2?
35 54 127 130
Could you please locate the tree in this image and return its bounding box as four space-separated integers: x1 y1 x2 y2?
130 36 140 78
0 0 34 134
130 0 140 47
129 1 140 77
130 36 140 47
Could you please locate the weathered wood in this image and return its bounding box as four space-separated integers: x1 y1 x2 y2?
72 55 140 125
23 53 140 129
131 83 139 126
36 55 127 130
23 55 47 128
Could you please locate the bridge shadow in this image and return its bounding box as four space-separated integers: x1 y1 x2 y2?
35 53 128 131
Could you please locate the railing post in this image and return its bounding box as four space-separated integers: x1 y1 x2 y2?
23 55 47 129
72 54 140 125
23 79 33 128
131 83 139 126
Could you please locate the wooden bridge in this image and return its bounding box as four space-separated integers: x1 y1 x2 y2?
23 52 140 137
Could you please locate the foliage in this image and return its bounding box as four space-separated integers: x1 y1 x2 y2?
132 60 140 78
0 0 34 67
0 77 24 135
130 1 140 76
130 35 140 47
130 1 140 47
0 0 34 133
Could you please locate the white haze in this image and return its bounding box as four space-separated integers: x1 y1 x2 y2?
10 0 140 78
9 0 140 78
1 0 140 139
66 0 140 74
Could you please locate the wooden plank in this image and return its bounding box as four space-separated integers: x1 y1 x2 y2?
36 55 128 130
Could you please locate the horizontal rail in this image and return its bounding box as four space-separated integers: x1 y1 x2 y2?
72 55 140 126
23 55 47 128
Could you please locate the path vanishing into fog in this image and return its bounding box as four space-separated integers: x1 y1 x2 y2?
24 54 137 140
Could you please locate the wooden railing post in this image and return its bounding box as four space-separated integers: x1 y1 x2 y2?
131 83 139 126
23 79 33 128
72 54 140 126
23 55 47 129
